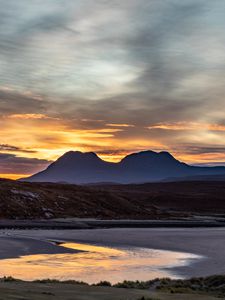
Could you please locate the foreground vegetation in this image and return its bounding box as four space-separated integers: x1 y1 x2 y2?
0 275 224 299
113 275 225 298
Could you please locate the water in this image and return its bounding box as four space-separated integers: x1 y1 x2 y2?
0 242 201 284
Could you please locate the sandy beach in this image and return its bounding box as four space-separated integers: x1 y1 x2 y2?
0 227 225 279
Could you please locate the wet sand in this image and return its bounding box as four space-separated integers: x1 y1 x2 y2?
0 227 225 278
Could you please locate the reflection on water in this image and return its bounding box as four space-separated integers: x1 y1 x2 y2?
0 242 200 284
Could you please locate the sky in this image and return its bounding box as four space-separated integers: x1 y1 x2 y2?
0 0 225 179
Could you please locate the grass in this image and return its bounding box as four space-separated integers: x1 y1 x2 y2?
155 275 225 297
34 278 88 285
0 281 219 300
0 275 225 300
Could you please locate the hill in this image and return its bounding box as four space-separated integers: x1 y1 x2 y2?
1 179 225 219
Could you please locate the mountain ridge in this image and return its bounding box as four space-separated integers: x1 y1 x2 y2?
21 150 225 184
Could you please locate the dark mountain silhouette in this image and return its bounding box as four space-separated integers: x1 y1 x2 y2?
164 174 225 182
22 150 225 184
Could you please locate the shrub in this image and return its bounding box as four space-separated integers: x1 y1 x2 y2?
93 281 112 287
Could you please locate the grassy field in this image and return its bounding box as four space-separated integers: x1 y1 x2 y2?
0 281 221 300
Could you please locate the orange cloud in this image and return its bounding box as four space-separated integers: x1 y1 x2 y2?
175 152 225 165
8 114 54 120
0 174 29 180
148 122 225 131
106 123 135 128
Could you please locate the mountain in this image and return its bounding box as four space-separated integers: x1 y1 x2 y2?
21 150 225 184
164 174 225 182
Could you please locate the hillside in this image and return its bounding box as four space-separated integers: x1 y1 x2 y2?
1 179 225 219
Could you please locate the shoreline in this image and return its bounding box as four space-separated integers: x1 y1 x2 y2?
0 218 225 230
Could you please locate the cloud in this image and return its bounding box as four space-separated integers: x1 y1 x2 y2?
0 89 46 116
177 145 225 156
8 114 50 120
0 153 51 175
0 144 36 153
147 122 225 131
106 123 135 128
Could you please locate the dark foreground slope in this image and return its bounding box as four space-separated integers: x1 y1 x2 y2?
1 179 225 219
23 150 225 184
0 278 220 300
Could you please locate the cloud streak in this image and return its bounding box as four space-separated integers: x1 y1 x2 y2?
0 144 36 153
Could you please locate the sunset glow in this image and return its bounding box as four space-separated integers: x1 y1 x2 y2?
0 242 199 283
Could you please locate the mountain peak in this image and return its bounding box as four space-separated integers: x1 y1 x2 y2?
59 151 99 161
120 150 157 162
62 150 97 157
158 151 176 159
120 150 178 164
